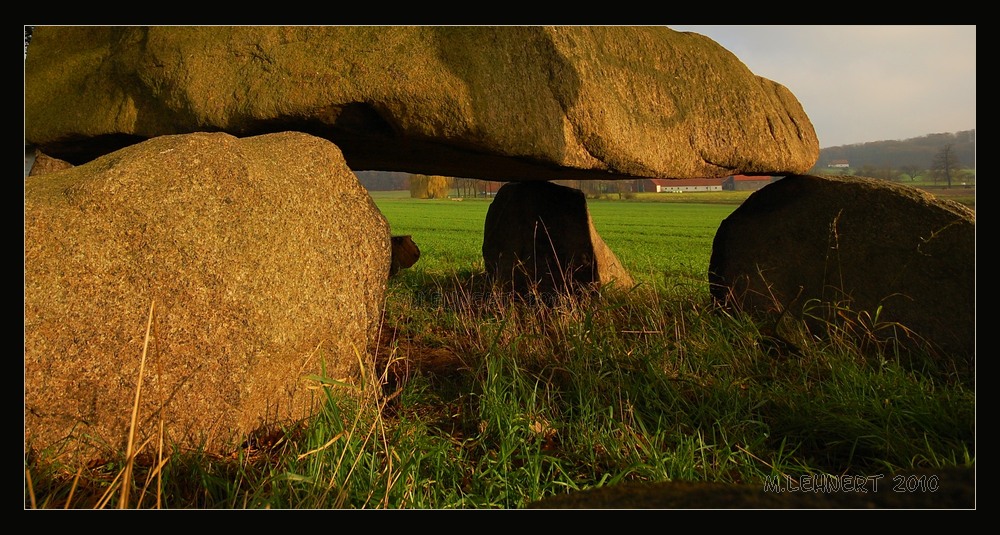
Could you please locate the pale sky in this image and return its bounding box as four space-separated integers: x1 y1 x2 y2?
669 25 976 148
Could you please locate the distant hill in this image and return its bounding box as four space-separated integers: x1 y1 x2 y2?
357 132 975 188
811 130 975 173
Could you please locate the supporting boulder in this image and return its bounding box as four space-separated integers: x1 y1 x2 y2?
390 235 421 276
709 174 975 370
24 131 391 462
482 181 633 299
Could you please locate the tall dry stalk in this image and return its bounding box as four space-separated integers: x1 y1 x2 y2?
118 301 155 509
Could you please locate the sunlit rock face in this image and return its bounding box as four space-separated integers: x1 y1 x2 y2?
24 26 818 181
24 131 391 461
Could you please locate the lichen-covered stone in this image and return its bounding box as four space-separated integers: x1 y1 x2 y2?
24 131 390 461
24 26 818 181
27 151 73 176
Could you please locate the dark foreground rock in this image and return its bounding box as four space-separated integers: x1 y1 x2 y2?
390 235 421 276
24 131 391 462
528 466 975 509
709 174 975 371
24 26 818 181
483 181 634 298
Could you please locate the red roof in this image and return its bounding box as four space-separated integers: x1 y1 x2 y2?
731 174 772 181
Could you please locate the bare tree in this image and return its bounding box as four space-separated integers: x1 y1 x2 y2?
899 164 923 182
454 177 477 198
930 144 961 188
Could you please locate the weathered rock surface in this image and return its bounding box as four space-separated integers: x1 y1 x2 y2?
709 175 975 368
24 26 818 181
24 131 391 461
483 181 634 297
27 151 73 176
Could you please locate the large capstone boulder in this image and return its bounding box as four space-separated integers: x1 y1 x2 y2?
24 131 391 461
483 181 633 298
24 26 818 181
709 175 975 369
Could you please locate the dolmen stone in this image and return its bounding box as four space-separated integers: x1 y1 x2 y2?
483 181 634 298
24 131 391 462
27 150 72 177
390 235 421 276
709 174 975 370
24 26 819 182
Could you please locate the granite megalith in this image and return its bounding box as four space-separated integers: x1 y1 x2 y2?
27 150 73 177
390 235 421 276
708 174 975 370
24 131 391 462
24 26 818 182
483 181 634 298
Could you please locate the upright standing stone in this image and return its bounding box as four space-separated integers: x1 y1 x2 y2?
483 181 633 298
709 174 975 369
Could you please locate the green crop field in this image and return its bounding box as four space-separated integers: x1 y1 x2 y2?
587 200 738 292
372 196 492 273
372 182 973 293
371 193 744 296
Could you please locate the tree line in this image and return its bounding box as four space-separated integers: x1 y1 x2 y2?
811 130 975 186
357 172 487 198
358 171 643 199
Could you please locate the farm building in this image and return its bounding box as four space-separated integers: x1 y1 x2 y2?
641 178 724 193
827 159 850 168
723 174 781 191
640 176 781 193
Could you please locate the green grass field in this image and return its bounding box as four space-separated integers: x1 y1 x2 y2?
371 183 973 291
371 192 745 296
